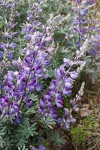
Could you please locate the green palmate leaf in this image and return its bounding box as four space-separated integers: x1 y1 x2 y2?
0 127 7 136
16 139 28 149
16 122 38 139
50 131 66 147
18 145 29 150
0 136 4 149
47 69 55 77
14 119 38 149
25 107 36 116
3 137 14 150
40 116 56 129
28 94 38 102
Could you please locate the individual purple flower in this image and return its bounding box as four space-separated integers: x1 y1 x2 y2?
10 43 17 49
64 108 70 117
12 32 18 37
33 145 45 150
56 100 63 108
25 35 31 41
0 51 3 58
56 118 63 124
12 102 19 112
13 115 21 125
65 122 70 129
70 118 76 123
64 79 72 89
36 84 42 92
0 42 7 50
63 58 72 67
25 98 33 107
73 15 78 25
8 52 14 59
63 90 72 96
69 71 79 79
22 23 33 34
80 8 86 16
90 49 97 56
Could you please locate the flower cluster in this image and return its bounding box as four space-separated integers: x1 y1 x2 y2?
72 0 99 56
38 39 88 129
72 1 88 48
0 0 20 75
70 82 85 112
38 59 78 115
0 0 89 133
58 82 85 130
0 1 55 123
27 1 43 22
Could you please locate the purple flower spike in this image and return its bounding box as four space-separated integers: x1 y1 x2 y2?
65 123 70 130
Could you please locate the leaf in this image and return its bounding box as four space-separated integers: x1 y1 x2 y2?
0 127 7 136
0 136 4 148
40 116 56 129
17 139 28 149
18 145 29 150
47 69 55 77
28 94 38 102
25 107 36 115
50 131 66 147
16 121 38 139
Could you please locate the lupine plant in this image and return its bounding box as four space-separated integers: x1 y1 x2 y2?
0 0 20 94
0 0 99 149
71 0 100 82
